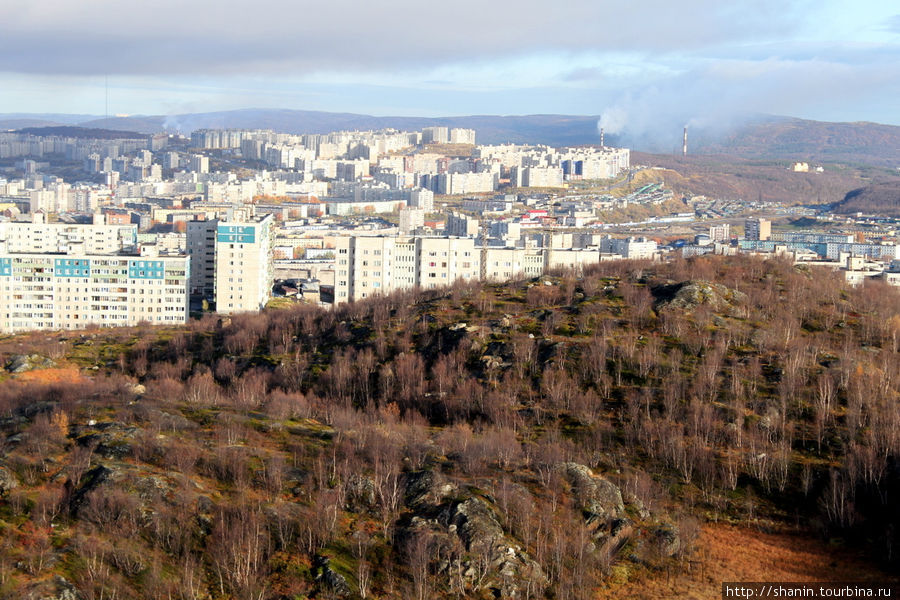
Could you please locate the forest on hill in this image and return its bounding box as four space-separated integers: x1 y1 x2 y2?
833 182 900 216
0 255 899 599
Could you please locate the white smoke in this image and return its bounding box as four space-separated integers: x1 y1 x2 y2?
163 115 181 133
598 107 628 135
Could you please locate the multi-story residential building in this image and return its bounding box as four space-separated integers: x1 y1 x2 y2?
449 128 476 145
483 247 544 281
744 218 771 241
522 167 564 188
186 218 218 300
599 236 659 260
0 242 189 333
331 233 653 305
446 212 480 238
0 213 137 255
422 127 450 144
189 155 209 174
408 188 434 211
333 236 481 302
709 223 731 243
399 208 425 234
214 214 275 314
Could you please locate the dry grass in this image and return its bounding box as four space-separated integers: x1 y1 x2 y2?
598 523 895 599
15 366 84 384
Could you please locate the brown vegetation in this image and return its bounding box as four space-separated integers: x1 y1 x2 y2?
0 255 897 598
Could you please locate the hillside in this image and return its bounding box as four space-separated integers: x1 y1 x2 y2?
0 255 898 599
833 182 900 216
701 117 900 167
632 152 900 206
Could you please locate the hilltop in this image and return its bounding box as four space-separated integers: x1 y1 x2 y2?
0 255 898 598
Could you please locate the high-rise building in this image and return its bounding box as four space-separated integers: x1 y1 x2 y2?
189 154 209 174
187 218 218 300
214 214 274 314
398 208 425 234
709 223 731 243
422 127 450 144
745 218 771 241
408 188 434 211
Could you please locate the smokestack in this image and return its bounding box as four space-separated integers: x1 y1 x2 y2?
600 127 605 148
682 126 688 156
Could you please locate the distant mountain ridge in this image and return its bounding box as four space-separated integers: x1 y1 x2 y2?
3 109 900 166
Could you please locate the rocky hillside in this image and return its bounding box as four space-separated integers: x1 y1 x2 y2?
0 255 898 599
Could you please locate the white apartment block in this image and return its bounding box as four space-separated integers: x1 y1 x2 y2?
599 236 658 260
331 234 644 305
0 213 137 255
214 215 275 314
434 172 497 195
334 236 481 302
399 208 425 234
422 127 450 144
0 243 189 333
709 223 731 243
408 188 434 211
483 247 544 281
449 128 476 145
189 155 209 174
522 166 564 188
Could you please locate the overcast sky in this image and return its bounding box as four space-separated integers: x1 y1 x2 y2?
1 0 898 132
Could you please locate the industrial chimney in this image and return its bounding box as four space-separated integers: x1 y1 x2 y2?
682 126 688 156
599 127 605 148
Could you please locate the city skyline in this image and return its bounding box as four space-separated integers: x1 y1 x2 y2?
0 0 898 136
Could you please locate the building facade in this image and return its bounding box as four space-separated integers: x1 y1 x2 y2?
214 215 275 313
0 244 189 333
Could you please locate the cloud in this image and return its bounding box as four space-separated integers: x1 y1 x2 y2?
594 50 900 150
0 0 897 131
0 0 809 76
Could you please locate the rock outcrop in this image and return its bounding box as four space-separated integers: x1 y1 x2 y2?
0 465 18 494
5 354 55 374
656 280 747 316
400 471 547 598
556 462 625 523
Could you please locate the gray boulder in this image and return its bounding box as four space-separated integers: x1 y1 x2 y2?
403 469 457 509
0 466 18 494
556 462 625 522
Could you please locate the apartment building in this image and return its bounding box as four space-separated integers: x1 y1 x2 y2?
744 218 771 241
331 233 645 304
334 236 480 302
0 212 137 254
186 218 218 299
214 214 275 314
0 243 189 333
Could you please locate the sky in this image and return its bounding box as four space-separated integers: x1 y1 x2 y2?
0 0 898 137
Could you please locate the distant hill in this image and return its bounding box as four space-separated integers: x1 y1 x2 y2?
0 113 99 131
76 109 607 147
699 117 900 167
14 126 151 140
4 109 900 167
833 182 900 216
